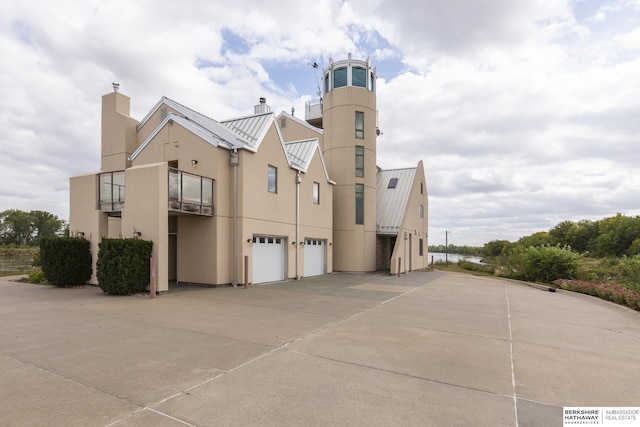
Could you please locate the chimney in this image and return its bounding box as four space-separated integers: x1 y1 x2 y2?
254 97 272 114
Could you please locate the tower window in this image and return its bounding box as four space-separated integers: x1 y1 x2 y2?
355 111 364 139
369 71 375 92
355 145 364 177
419 204 424 219
388 178 398 188
419 238 424 256
334 67 347 88
324 73 330 94
353 67 366 88
355 184 364 225
268 165 277 193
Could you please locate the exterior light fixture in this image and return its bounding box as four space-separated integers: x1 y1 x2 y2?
247 239 252 243
77 232 85 238
191 160 199 168
134 231 142 239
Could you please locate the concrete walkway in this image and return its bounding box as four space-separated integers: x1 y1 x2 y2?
0 272 638 426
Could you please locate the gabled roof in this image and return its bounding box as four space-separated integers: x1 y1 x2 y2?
220 112 274 151
284 138 335 184
376 167 417 234
137 97 248 147
130 113 242 161
276 111 324 135
130 96 281 161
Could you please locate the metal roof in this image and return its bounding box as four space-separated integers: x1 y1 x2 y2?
220 112 274 151
284 139 318 172
376 167 416 234
138 97 247 148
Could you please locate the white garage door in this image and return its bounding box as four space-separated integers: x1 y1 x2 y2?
304 239 326 277
252 236 286 284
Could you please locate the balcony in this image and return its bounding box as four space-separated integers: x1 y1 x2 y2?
305 99 323 129
168 168 214 216
99 171 125 213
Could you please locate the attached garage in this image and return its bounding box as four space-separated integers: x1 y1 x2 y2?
303 239 326 277
252 236 286 284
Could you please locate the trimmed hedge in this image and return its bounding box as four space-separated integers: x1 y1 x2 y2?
97 238 153 295
40 237 92 286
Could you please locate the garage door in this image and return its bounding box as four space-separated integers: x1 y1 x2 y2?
304 239 326 277
252 236 286 284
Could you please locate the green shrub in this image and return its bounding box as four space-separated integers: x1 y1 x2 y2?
39 237 92 286
458 260 495 274
506 245 582 283
24 269 47 284
97 238 153 295
618 255 640 292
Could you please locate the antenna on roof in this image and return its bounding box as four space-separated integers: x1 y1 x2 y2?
309 61 321 98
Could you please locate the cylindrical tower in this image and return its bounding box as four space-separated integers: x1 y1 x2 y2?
322 54 377 272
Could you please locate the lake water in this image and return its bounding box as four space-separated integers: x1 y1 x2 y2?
429 252 485 265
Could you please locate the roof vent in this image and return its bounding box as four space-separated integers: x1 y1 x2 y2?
254 97 271 114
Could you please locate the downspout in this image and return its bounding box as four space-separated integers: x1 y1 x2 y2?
295 171 302 280
230 149 239 287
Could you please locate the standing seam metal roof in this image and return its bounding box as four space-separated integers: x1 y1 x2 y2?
376 168 416 234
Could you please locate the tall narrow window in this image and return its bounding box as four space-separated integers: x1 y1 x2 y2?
355 184 364 225
313 182 320 205
268 165 277 193
369 71 375 92
420 182 423 194
419 204 424 219
355 111 364 139
355 145 364 177
419 239 424 256
324 73 330 93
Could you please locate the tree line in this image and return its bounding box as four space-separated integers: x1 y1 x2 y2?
482 213 640 258
0 209 66 246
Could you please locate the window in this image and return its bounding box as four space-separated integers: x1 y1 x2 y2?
352 67 366 87
333 67 347 88
355 146 364 177
369 71 375 92
313 182 320 205
324 73 330 93
420 182 423 194
419 239 424 256
268 165 277 193
355 111 364 139
419 204 424 219
355 184 364 224
280 117 286 128
388 178 398 189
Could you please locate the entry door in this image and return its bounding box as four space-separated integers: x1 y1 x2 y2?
304 239 326 277
252 236 286 284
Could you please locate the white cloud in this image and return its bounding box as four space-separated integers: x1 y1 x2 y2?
1 0 639 246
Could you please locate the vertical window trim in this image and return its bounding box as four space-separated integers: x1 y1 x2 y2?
355 184 365 225
355 145 364 177
268 165 277 193
355 111 364 139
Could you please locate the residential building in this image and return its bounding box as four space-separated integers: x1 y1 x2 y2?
69 55 428 292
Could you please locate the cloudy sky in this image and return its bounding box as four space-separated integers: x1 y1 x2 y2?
1 0 639 246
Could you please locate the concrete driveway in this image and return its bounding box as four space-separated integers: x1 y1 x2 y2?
0 271 638 426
